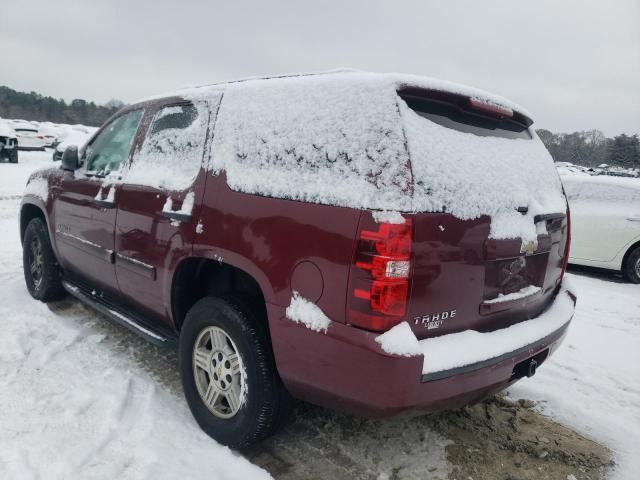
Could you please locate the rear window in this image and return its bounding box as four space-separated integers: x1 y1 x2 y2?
402 96 532 140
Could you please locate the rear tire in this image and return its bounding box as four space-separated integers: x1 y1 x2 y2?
623 246 640 284
22 218 66 301
179 297 290 448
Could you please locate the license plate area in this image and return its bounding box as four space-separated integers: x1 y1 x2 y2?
483 253 547 300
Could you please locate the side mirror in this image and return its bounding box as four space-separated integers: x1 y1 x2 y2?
61 146 80 171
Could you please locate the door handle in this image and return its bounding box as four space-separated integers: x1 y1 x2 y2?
161 194 193 223
626 217 640 222
95 187 116 209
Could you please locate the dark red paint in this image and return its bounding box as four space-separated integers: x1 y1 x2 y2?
20 90 573 418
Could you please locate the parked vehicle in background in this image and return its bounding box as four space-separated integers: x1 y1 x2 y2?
563 175 640 283
52 129 93 161
20 71 575 448
0 120 19 163
37 122 61 147
11 120 47 151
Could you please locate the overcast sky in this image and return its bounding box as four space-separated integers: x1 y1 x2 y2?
2 0 639 135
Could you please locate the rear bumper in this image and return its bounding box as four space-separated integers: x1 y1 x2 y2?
268 280 576 418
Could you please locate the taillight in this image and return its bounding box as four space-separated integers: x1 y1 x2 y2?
348 215 412 331
561 208 571 280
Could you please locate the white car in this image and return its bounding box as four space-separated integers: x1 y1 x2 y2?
10 120 47 151
563 174 640 283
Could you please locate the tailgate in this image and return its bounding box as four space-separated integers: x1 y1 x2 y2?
407 211 569 340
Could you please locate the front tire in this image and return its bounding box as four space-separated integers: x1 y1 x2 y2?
623 246 640 284
22 218 66 301
179 297 289 448
9 149 18 163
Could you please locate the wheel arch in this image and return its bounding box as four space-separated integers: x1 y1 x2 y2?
20 201 48 243
171 256 271 334
621 239 640 272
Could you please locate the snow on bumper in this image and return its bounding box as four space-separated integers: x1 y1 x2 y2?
419 279 576 378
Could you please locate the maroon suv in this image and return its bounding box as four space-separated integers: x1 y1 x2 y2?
20 71 575 448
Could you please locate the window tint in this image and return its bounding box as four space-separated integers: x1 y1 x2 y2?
125 103 207 190
85 110 143 176
402 96 532 140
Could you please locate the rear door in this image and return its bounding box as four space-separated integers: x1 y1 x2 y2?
397 91 569 339
566 180 640 262
52 109 144 296
114 95 221 328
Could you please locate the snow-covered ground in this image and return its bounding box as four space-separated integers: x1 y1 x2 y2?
0 152 270 480
510 269 640 480
0 151 638 479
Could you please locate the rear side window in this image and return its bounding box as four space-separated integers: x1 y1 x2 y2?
402 96 532 140
125 103 208 190
85 110 143 176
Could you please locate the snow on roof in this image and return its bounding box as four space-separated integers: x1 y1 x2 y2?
0 120 16 138
141 70 531 116
139 71 563 241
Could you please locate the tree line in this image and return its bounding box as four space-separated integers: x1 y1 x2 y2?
536 129 640 169
0 86 125 127
1 85 638 168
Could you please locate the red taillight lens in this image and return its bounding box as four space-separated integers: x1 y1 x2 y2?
348 215 412 331
561 208 571 280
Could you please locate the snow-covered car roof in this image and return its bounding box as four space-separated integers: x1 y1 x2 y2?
142 70 532 120
55 129 93 152
137 70 563 242
0 120 17 138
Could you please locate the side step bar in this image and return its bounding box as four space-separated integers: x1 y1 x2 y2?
62 280 178 347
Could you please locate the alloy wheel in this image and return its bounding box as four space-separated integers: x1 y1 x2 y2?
192 326 245 419
29 236 44 288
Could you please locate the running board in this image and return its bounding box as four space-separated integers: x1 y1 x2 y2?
62 280 178 347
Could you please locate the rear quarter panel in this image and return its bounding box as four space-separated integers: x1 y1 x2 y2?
193 173 361 322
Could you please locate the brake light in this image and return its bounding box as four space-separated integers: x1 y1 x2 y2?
348 216 412 331
469 97 514 118
561 208 571 280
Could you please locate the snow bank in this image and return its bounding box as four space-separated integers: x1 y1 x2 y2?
420 283 576 375
205 71 564 242
285 292 331 333
375 322 421 356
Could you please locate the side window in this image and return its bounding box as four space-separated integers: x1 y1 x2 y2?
84 110 143 176
125 103 208 190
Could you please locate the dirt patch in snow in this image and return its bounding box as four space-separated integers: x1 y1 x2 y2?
246 395 611 480
429 395 612 480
